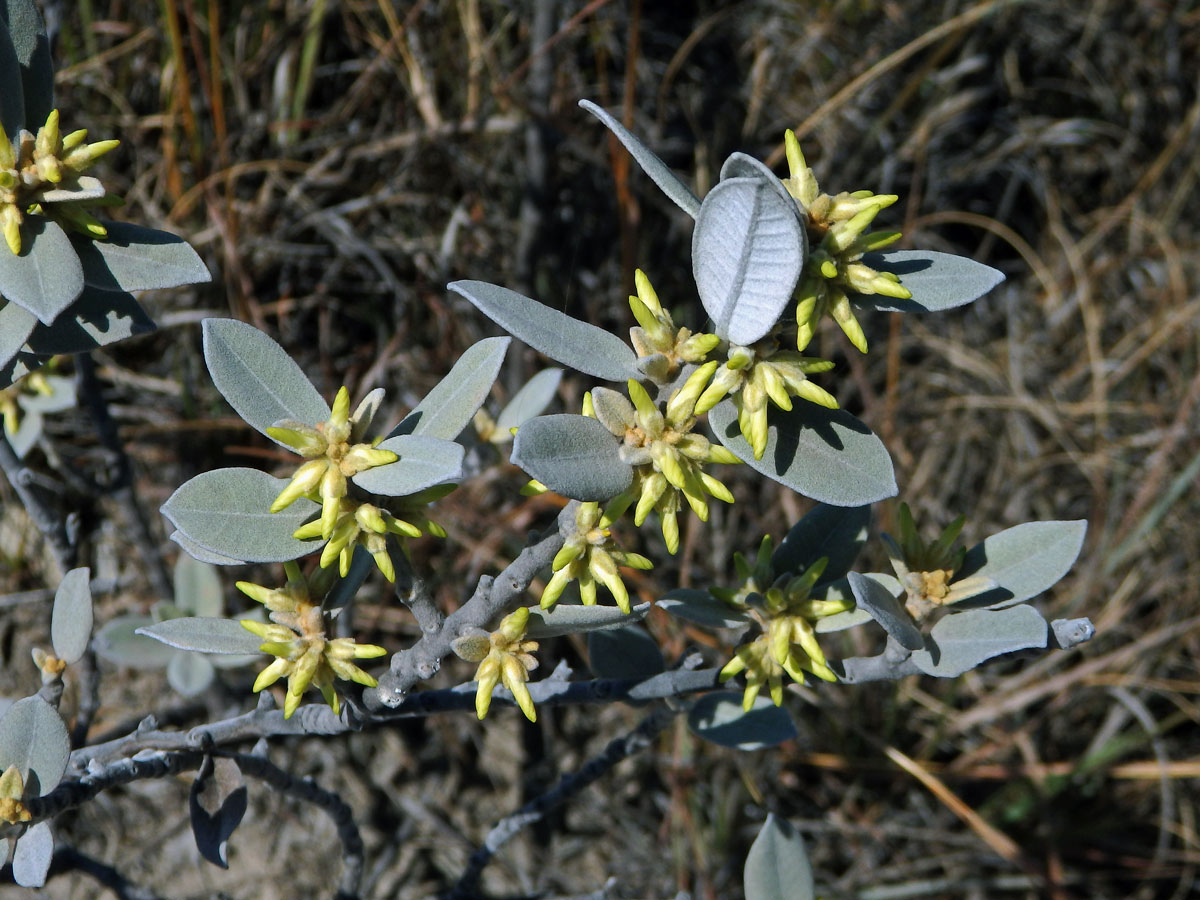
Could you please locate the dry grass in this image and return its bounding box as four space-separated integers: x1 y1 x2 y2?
2 0 1199 898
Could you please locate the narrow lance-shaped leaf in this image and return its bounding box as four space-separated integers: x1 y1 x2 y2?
588 626 665 680
168 652 216 697
0 301 37 370
136 617 266 656
74 221 211 292
162 468 318 563
390 335 510 440
51 566 92 664
0 218 84 324
744 814 816 900
511 414 633 501
0 695 69 794
846 571 923 650
202 318 330 445
0 15 24 138
710 400 897 507
693 176 805 346
171 530 245 567
657 589 752 629
448 281 640 383
578 99 702 218
22 288 156 355
5 0 54 127
952 520 1087 609
687 691 797 751
851 250 1004 313
525 601 650 639
174 554 224 618
494 368 563 435
351 434 464 496
910 605 1048 677
772 503 872 582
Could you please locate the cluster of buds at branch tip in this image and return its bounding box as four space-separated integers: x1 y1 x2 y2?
237 563 387 718
586 373 739 553
783 129 910 354
628 269 720 383
452 607 539 722
541 500 652 612
1 109 120 254
691 337 837 460
0 367 58 436
883 503 995 619
715 544 848 709
269 386 398 540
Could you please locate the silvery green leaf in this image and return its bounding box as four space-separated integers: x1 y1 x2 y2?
324 545 373 614
5 406 40 457
351 434 463 496
161 467 318 563
494 368 562 435
657 589 751 629
17 373 73 413
74 221 211 292
390 336 510 440
189 755 248 869
168 651 216 697
813 607 873 633
952 520 1087 610
852 251 1004 313
39 175 106 204
744 814 816 900
578 99 701 218
772 503 872 581
137 617 265 656
0 695 69 793
448 280 640 383
692 176 805 345
171 530 245 566
709 400 897 506
202 318 330 444
12 820 52 888
0 16 24 137
687 691 797 750
93 615 175 669
719 152 797 208
911 605 1048 677
511 414 633 501
22 287 155 355
51 566 92 664
0 218 84 324
174 554 224 618
587 626 664 680
4 0 53 126
524 601 649 639
847 571 923 650
0 301 37 369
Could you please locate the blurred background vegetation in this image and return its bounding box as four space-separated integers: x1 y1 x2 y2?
2 0 1198 897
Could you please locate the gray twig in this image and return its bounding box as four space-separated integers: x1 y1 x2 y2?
45 845 165 900
450 704 677 899
367 505 572 709
0 432 75 576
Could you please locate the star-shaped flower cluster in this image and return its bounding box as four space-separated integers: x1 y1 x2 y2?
452 607 540 722
882 504 995 619
237 563 386 718
0 109 120 255
715 539 849 709
784 130 911 354
541 500 652 612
